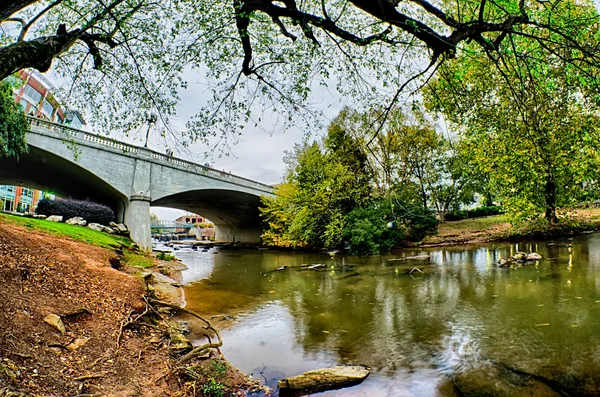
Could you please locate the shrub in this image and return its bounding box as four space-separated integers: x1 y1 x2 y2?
445 205 504 221
343 203 406 255
36 198 115 225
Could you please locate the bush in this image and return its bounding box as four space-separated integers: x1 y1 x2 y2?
36 198 115 225
445 205 504 221
343 203 406 255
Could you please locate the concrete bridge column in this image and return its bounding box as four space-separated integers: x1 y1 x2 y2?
125 194 152 251
214 224 262 244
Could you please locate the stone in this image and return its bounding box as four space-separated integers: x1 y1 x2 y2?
512 252 528 262
498 258 510 268
33 214 47 219
87 223 104 232
278 365 371 395
46 215 63 222
527 252 542 261
67 337 89 351
102 226 115 234
65 217 87 226
169 334 193 353
44 314 66 334
110 222 128 233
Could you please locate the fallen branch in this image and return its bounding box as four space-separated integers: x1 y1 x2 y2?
148 299 223 364
73 372 108 381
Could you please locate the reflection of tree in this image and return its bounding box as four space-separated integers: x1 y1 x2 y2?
187 240 600 383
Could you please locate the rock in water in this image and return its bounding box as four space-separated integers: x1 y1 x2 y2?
527 252 542 261
278 365 371 396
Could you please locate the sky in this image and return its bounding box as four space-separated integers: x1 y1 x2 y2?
145 72 346 221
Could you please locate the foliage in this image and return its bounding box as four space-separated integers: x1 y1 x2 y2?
261 135 372 249
425 11 600 223
445 206 504 222
343 202 405 255
0 212 129 249
1 0 599 151
201 378 224 397
36 198 116 225
0 81 27 158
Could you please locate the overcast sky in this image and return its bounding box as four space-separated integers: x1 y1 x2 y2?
147 73 346 221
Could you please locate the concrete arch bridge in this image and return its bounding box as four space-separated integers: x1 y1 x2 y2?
0 117 274 250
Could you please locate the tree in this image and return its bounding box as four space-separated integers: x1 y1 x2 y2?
0 81 27 158
1 0 599 146
425 20 600 222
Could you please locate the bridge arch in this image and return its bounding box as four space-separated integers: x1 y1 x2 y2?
0 146 129 220
151 189 263 242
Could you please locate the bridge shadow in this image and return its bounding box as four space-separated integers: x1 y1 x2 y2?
0 146 128 219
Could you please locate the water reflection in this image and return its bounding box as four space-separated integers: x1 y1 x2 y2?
180 234 600 396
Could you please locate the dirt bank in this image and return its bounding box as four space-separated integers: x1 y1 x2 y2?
0 218 259 396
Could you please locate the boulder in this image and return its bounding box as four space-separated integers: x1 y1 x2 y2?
65 217 87 226
102 225 115 234
46 215 63 223
527 252 542 261
512 252 528 262
278 365 370 396
110 222 128 233
87 223 104 232
43 314 66 334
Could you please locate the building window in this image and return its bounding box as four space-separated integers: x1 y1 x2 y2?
23 84 42 104
19 98 30 111
42 99 54 117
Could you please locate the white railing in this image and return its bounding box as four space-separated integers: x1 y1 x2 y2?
26 116 273 192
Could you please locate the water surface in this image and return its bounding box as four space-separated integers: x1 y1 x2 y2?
177 234 600 396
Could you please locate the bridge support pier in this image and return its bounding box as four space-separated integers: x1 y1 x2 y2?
125 194 152 252
214 224 262 244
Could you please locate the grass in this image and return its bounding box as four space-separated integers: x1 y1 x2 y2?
124 252 155 268
0 212 131 249
422 208 600 246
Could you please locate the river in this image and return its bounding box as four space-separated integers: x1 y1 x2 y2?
174 233 600 396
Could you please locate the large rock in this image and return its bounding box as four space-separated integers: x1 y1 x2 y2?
87 223 104 232
102 225 115 234
278 365 370 396
43 314 66 334
46 215 63 223
527 252 542 261
110 222 128 233
65 217 87 226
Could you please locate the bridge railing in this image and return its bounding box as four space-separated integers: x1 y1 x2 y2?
26 116 274 193
27 116 139 154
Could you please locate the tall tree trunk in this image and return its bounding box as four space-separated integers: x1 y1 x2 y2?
544 173 558 223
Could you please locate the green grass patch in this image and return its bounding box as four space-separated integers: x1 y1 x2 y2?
0 212 131 249
124 252 155 268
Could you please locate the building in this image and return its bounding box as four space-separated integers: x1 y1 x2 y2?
0 186 52 213
175 214 212 225
7 69 86 128
1 70 84 213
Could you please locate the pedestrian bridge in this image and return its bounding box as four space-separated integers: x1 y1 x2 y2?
0 117 274 250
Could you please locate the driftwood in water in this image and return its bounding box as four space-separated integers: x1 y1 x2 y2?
387 255 429 261
278 365 370 396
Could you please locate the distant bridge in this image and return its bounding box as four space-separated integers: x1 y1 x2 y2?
0 116 275 250
151 220 194 232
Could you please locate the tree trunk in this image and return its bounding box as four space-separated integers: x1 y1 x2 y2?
0 0 39 23
544 173 558 223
